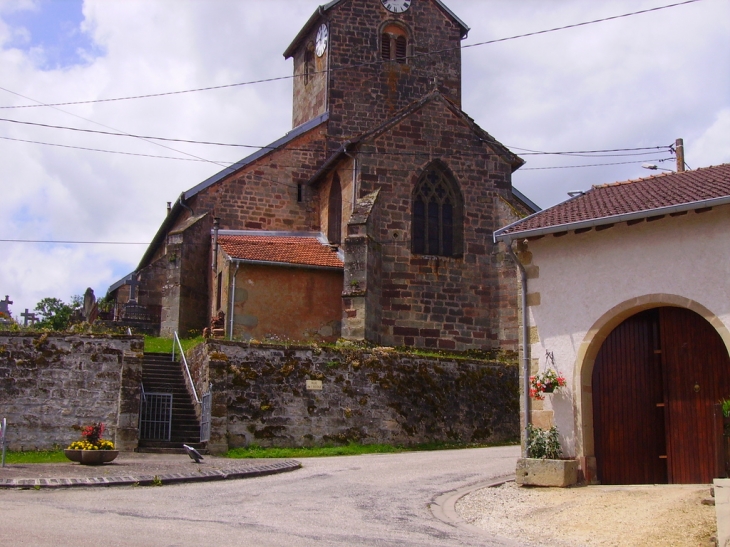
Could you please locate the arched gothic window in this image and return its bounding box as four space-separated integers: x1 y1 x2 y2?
381 24 408 64
412 165 463 257
328 173 342 245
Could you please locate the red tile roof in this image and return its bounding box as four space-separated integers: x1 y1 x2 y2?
218 234 343 269
496 164 730 240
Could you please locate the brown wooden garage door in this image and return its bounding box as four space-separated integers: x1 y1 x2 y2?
593 307 730 484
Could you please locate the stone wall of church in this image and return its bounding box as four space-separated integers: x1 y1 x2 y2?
325 0 463 140
356 98 523 352
187 124 329 233
292 31 328 128
178 215 213 336
189 340 519 452
0 333 143 451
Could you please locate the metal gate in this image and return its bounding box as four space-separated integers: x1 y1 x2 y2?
200 390 212 443
139 387 173 441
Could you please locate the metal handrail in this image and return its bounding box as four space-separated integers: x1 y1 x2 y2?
173 331 200 404
140 382 146 403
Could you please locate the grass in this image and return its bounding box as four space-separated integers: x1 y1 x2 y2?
144 335 205 354
224 441 515 459
2 450 67 464
2 441 517 464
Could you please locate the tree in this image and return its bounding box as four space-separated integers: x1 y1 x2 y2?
34 296 82 331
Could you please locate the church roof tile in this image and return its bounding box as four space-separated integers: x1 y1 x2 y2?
218 233 344 269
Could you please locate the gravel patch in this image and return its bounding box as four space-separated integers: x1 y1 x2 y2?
456 481 716 546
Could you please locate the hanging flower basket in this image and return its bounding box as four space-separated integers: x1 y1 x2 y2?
529 368 566 400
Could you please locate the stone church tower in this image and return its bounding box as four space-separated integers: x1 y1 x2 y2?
111 0 536 352
285 0 466 140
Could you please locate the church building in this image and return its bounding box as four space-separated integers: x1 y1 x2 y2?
110 0 537 351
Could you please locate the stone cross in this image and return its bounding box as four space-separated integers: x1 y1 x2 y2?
125 276 140 303
21 309 37 326
0 295 12 316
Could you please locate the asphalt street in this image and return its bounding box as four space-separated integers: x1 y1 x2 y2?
0 445 519 547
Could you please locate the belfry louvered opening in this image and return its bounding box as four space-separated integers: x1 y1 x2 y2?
381 24 408 65
304 45 315 84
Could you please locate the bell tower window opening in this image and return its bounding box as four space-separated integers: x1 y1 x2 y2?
412 165 463 257
381 24 408 65
304 45 315 85
328 173 343 245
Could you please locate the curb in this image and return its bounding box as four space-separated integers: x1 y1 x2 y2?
430 475 524 547
0 459 302 489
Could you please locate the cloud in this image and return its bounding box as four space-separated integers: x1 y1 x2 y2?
0 0 728 317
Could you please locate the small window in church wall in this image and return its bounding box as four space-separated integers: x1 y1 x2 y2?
381 24 408 65
411 165 463 257
328 173 342 245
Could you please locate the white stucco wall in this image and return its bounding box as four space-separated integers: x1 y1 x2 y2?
523 205 730 460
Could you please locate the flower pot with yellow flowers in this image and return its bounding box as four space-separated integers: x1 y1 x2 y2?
64 422 119 465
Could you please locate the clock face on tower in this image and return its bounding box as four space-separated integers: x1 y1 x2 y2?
315 23 329 57
381 0 411 13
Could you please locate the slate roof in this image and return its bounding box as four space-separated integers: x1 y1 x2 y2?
495 163 730 242
218 232 344 269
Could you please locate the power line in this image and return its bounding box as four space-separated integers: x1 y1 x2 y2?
519 158 673 170
0 86 229 168
0 0 703 111
0 116 673 159
0 133 674 172
508 145 671 157
0 135 234 162
0 239 149 245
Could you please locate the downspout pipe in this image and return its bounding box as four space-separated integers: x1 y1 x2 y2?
178 194 194 216
228 261 239 340
344 150 358 209
506 241 531 458
212 218 220 272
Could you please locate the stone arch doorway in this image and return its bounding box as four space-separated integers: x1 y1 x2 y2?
586 304 730 484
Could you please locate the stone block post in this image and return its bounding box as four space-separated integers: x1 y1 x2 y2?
115 343 144 451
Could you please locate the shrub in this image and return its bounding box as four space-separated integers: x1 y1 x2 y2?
526 424 562 459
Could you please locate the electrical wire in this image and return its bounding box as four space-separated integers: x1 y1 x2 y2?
0 87 229 169
0 0 704 110
0 133 675 175
0 239 149 245
0 116 674 160
519 158 674 170
0 135 231 162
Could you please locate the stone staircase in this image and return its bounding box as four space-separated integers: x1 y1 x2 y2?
137 352 207 454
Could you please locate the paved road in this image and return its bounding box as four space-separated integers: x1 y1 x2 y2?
0 446 519 547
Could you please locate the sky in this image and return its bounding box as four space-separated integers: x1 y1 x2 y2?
0 0 728 319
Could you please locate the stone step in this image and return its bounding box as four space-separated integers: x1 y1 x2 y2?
136 441 208 455
141 352 202 446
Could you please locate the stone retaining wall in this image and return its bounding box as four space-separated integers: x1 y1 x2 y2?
190 341 519 453
0 332 143 451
